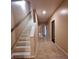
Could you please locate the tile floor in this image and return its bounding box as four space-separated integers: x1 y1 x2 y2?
35 39 68 59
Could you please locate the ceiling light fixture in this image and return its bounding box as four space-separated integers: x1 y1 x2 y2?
42 10 46 15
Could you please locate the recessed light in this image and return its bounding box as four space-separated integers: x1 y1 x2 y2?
42 10 46 14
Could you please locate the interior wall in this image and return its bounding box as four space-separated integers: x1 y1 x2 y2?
38 25 42 37
30 10 39 56
34 12 39 56
47 23 51 40
35 12 39 38
11 1 31 48
11 12 16 47
11 1 30 25
11 1 30 38
48 0 68 54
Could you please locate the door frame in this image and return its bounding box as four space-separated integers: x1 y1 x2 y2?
50 19 55 43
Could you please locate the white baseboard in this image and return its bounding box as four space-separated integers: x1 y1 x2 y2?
55 43 68 56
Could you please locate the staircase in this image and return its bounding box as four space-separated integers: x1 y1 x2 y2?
12 25 35 59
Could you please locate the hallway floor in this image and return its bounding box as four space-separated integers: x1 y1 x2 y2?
36 39 68 59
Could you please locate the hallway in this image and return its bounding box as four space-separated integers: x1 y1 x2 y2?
11 0 68 59
36 39 67 59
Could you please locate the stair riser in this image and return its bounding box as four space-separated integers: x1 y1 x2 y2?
14 48 31 52
16 43 30 46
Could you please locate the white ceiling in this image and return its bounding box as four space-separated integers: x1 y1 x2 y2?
28 0 63 23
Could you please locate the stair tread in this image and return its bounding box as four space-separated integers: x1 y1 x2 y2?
18 41 30 43
19 37 30 40
13 52 31 55
12 51 33 59
16 46 31 48
16 41 30 46
12 52 32 58
19 39 30 41
16 43 30 46
14 47 31 52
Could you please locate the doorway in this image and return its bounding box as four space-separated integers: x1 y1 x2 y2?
52 20 55 43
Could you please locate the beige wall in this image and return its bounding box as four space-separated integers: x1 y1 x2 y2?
48 0 68 54
11 12 16 47
11 1 30 38
11 1 30 48
11 1 30 25
47 23 51 40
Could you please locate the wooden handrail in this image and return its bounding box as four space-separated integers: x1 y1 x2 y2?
11 12 31 32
